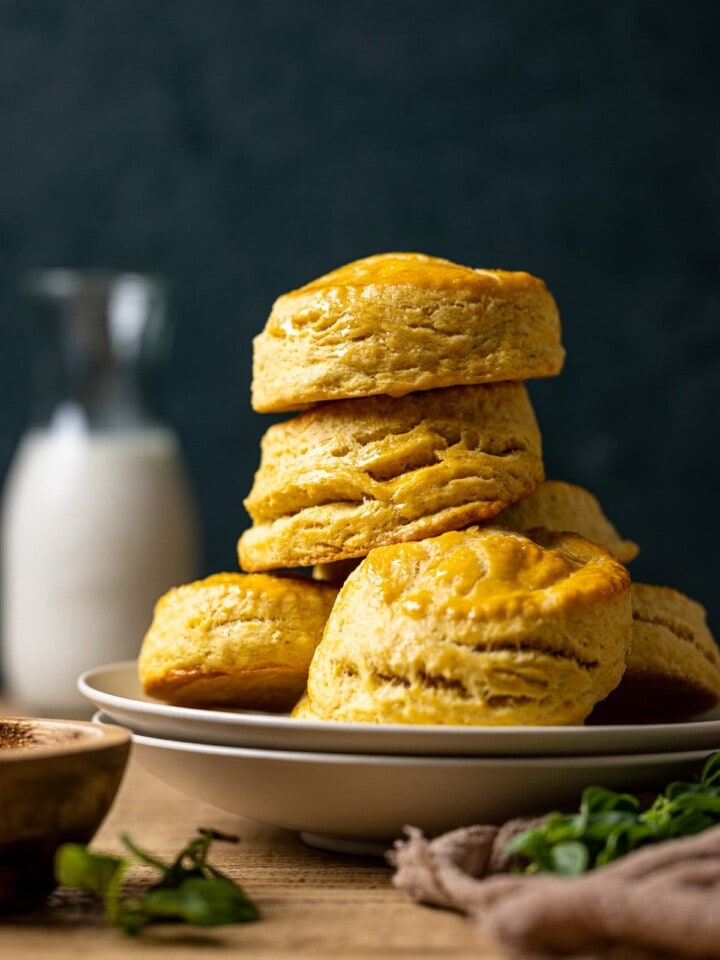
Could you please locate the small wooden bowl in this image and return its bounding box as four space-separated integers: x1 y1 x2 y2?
0 716 131 913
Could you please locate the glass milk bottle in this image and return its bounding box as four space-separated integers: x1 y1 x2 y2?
1 271 199 716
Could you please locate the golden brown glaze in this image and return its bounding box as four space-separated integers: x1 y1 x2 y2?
303 526 632 726
492 480 639 563
252 252 564 411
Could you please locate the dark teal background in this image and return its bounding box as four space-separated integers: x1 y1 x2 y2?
1 1 719 625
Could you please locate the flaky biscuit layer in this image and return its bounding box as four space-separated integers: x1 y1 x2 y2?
252 252 564 412
303 526 632 726
492 480 639 563
589 583 720 724
239 382 544 571
311 479 639 582
138 572 338 711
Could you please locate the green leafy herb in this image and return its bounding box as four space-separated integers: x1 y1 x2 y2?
55 827 259 934
506 751 720 876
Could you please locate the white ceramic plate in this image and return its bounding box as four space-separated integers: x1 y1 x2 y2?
81 661 720 758
94 711 715 852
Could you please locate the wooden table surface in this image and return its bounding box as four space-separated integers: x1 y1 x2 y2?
1 734 511 959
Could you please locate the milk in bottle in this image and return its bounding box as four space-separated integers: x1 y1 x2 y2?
1 271 199 715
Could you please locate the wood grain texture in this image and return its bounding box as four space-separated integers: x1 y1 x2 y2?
0 750 510 959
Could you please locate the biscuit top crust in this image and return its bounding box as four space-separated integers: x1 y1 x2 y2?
630 582 718 658
358 526 630 623
252 252 564 411
151 572 337 627
265 252 553 336
494 480 639 564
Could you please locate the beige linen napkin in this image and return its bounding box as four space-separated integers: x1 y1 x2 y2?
389 821 720 960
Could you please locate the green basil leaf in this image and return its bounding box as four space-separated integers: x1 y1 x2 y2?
550 841 588 875
54 828 259 934
669 792 720 815
504 829 556 872
503 751 720 876
701 752 720 787
581 811 639 840
54 844 127 896
581 786 639 816
142 876 260 926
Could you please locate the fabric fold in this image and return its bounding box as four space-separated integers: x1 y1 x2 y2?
389 822 720 960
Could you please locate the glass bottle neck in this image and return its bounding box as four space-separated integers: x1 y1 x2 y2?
25 271 170 433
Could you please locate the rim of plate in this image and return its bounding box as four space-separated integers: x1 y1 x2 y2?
78 660 720 757
80 660 720 744
108 718 717 769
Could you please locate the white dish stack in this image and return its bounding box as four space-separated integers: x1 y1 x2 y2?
81 662 720 855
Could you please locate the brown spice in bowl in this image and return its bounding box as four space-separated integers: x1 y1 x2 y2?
0 720 85 751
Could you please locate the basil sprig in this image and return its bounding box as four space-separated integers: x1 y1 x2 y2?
506 751 720 876
55 827 259 934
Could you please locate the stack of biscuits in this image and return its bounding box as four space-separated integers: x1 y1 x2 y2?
138 252 720 726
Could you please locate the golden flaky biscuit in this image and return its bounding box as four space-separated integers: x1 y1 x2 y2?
312 480 638 581
589 583 720 724
252 252 564 412
492 480 639 563
138 573 338 711
303 526 632 726
239 382 544 571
